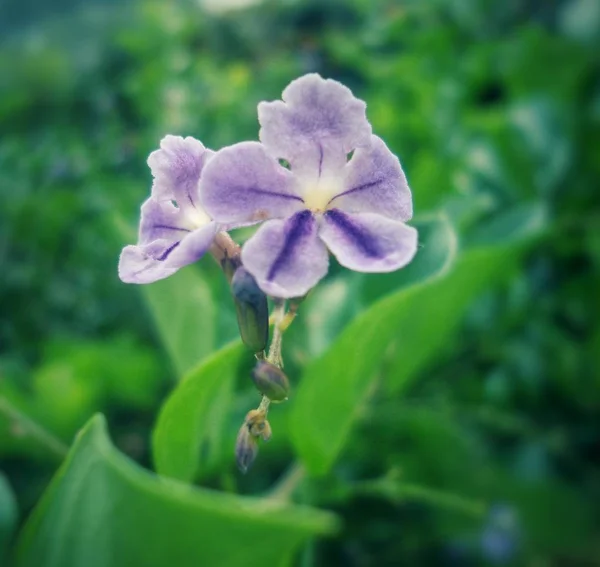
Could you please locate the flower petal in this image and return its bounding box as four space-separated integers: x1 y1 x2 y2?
241 210 329 298
138 198 194 245
118 241 179 284
329 135 413 221
319 209 417 273
200 142 305 225
258 74 372 166
118 223 217 284
165 222 218 269
147 135 213 210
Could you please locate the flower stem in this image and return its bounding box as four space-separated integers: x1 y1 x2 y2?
254 300 288 418
209 231 241 282
251 297 300 422
267 299 286 368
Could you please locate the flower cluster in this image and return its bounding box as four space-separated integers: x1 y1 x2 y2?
118 74 417 472
119 74 417 296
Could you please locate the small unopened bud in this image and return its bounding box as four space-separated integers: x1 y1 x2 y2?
251 360 290 402
235 424 258 474
259 420 272 442
246 414 272 442
231 267 269 353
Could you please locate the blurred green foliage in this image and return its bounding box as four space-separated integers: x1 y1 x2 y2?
1 0 599 565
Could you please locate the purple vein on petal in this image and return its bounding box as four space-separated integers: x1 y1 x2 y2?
153 225 192 233
323 209 382 258
129 240 181 279
131 264 157 278
267 210 313 281
327 178 385 207
246 188 305 202
317 142 324 178
157 241 181 261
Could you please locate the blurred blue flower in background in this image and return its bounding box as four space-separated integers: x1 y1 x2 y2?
480 503 521 565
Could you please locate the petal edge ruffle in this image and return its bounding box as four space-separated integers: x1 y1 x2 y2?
329 135 413 222
258 74 372 166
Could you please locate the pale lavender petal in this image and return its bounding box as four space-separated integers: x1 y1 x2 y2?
164 222 218 269
285 141 347 183
138 198 193 245
118 241 179 284
199 142 305 225
118 223 217 284
329 135 413 222
147 135 214 210
241 210 329 298
319 209 418 273
258 74 372 166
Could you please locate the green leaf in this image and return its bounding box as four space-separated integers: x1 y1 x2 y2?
290 275 362 360
112 215 217 378
0 472 18 562
465 201 547 248
142 267 217 378
289 215 458 475
152 341 245 482
288 216 456 364
360 214 460 302
384 203 546 395
289 205 545 475
14 415 338 567
0 393 68 462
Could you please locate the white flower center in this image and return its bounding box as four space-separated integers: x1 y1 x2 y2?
301 175 344 213
185 205 211 229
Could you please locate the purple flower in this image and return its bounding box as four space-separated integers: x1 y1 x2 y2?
199 74 417 298
118 135 218 284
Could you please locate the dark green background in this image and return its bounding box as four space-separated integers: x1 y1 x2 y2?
1 0 599 565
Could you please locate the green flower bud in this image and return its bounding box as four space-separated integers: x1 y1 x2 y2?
235 424 258 474
231 267 269 353
251 360 290 402
221 255 242 283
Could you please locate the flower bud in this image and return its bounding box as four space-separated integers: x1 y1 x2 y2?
246 411 272 442
258 420 272 442
220 254 242 283
235 424 258 474
251 360 290 402
231 267 269 353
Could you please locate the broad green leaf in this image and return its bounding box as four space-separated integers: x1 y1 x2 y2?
289 275 361 360
289 215 458 475
14 415 338 567
290 205 545 475
385 203 546 394
0 472 18 562
142 268 217 378
113 215 217 378
152 341 245 482
287 216 456 364
360 215 459 302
